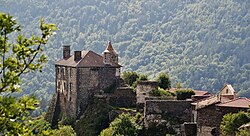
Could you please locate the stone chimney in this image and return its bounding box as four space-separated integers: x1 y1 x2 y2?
63 45 70 59
74 51 82 61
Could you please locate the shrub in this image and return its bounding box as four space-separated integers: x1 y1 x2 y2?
221 112 250 136
149 88 175 97
156 73 171 90
176 89 195 100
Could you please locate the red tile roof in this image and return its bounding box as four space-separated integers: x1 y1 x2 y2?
216 98 250 108
55 50 121 68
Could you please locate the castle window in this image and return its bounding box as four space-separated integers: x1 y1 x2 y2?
226 89 228 94
58 81 61 89
57 67 60 78
64 82 67 91
69 83 72 92
61 67 65 78
70 67 72 77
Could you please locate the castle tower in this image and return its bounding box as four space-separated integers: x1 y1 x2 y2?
103 41 118 65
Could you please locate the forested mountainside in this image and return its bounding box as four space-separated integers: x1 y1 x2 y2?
1 0 249 115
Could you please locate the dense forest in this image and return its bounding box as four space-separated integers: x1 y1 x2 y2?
1 0 250 115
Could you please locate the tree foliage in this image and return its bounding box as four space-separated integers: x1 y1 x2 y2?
149 88 175 97
1 0 250 114
100 113 142 136
156 73 171 90
220 111 250 136
122 71 140 87
122 71 148 88
176 89 195 100
0 12 57 135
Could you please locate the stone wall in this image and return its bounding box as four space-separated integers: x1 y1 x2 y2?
55 66 77 118
144 100 192 135
145 100 192 123
77 67 117 117
180 122 197 136
136 81 158 104
196 104 220 136
109 87 136 107
196 104 249 136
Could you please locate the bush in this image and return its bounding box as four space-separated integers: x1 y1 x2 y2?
221 112 250 136
122 71 149 88
122 71 140 86
100 113 142 136
156 73 171 90
149 88 175 97
176 89 195 100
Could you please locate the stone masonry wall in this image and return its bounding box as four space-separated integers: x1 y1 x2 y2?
145 100 192 123
109 87 136 107
196 104 220 136
77 67 117 117
55 66 77 119
136 81 158 104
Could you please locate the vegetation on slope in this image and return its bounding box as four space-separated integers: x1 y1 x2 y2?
1 0 250 114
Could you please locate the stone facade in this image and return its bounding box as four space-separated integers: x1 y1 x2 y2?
56 66 77 118
136 81 158 112
47 43 123 125
195 104 221 136
108 87 136 107
76 67 117 116
145 100 192 123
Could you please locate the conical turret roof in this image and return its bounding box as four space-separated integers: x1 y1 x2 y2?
103 41 118 55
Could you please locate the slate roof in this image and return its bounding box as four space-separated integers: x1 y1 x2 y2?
216 98 250 108
55 50 121 68
103 41 118 55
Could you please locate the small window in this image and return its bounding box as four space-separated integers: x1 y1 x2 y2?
226 89 229 94
57 67 60 74
58 81 61 89
70 67 72 77
69 83 72 92
64 82 67 91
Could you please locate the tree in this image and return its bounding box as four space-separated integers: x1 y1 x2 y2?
176 89 195 100
100 113 142 136
51 125 76 136
156 73 171 90
138 74 148 81
122 71 139 86
131 74 149 88
220 111 250 136
0 12 57 135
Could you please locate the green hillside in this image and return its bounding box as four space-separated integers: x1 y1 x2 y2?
1 0 250 114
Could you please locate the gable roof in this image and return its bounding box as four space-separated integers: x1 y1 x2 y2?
191 96 220 110
216 98 250 108
219 84 236 94
55 50 121 68
193 90 211 96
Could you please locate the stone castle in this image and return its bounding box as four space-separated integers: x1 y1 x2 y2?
46 42 250 136
46 42 134 126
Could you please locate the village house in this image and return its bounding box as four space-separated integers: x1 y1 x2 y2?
191 84 250 136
